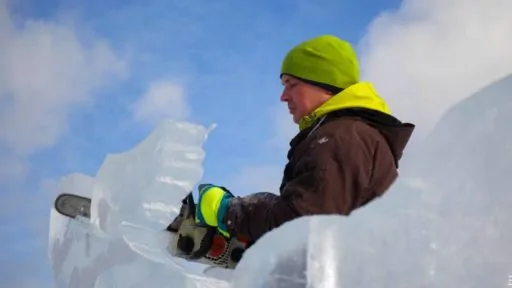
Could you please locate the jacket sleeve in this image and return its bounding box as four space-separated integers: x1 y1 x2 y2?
222 132 377 242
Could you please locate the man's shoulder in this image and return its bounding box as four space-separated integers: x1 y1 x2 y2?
318 115 382 144
297 117 382 164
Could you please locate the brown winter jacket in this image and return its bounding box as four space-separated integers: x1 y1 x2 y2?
223 82 415 243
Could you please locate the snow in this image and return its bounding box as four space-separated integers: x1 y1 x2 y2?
48 73 512 288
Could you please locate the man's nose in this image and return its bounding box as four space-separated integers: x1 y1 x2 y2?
280 90 289 102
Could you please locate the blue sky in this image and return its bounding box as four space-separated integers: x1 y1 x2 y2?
3 0 512 286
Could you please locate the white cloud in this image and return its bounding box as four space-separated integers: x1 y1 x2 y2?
0 2 127 180
131 80 190 124
358 0 512 136
0 4 127 284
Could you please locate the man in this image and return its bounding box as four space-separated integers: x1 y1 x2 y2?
195 34 415 244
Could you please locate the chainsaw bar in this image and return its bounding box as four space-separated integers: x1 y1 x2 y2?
54 193 91 219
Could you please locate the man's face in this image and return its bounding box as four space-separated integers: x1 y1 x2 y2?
280 75 331 124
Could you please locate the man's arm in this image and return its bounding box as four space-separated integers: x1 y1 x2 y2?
222 133 375 242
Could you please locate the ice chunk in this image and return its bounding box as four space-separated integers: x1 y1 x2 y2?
94 255 231 288
48 119 230 287
230 180 512 288
86 120 215 267
231 212 430 288
48 173 138 288
231 215 348 288
48 173 96 265
90 120 214 236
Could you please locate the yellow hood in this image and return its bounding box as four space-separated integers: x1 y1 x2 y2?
299 82 391 130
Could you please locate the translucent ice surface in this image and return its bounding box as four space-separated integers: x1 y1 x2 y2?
90 120 212 235
88 120 215 268
48 119 230 288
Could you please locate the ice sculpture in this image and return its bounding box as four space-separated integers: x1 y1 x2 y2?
48 119 230 288
88 120 215 268
231 215 346 288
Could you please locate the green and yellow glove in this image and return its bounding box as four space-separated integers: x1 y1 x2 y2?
195 184 234 237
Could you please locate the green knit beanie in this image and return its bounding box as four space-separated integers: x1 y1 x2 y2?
280 35 360 90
